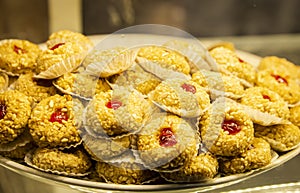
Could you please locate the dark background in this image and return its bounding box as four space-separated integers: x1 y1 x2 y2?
1 0 300 43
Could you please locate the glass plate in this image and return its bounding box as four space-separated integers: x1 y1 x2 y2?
0 145 299 193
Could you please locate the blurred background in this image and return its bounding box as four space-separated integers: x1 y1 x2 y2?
1 0 300 43
1 0 300 63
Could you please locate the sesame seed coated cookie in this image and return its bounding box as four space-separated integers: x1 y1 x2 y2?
84 88 153 137
31 147 92 175
241 86 290 120
28 94 82 148
13 72 57 103
160 152 219 182
209 46 256 85
219 137 272 174
0 90 31 144
258 56 300 80
254 124 300 152
137 114 199 172
256 69 300 104
199 98 254 156
149 78 210 117
95 161 157 184
0 39 41 75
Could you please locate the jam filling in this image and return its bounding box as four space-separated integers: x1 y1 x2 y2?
222 120 241 135
262 94 271 101
49 109 69 123
238 57 245 63
50 43 65 50
181 83 196 94
0 103 7 120
271 74 288 86
106 100 122 110
159 127 177 147
13 45 26 54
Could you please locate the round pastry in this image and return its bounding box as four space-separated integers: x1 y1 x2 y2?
219 137 272 174
54 72 110 99
240 86 290 120
0 90 31 144
95 161 157 185
110 64 161 95
160 152 219 182
0 39 41 75
289 105 300 127
137 46 191 75
84 88 153 137
36 41 86 76
209 46 256 85
47 30 94 51
137 114 199 172
192 70 244 98
13 72 57 103
199 98 254 157
149 78 210 117
254 124 300 152
31 147 92 175
256 69 300 104
258 56 300 80
28 94 82 148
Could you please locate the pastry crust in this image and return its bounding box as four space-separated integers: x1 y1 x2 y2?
0 39 41 75
32 147 91 174
14 72 57 103
149 79 210 117
28 94 82 148
84 89 152 137
0 90 31 144
241 86 290 120
137 114 199 171
219 138 272 174
209 46 256 85
137 46 191 75
256 69 300 104
199 98 254 156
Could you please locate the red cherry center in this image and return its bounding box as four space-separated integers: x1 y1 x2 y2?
13 45 26 54
181 83 196 94
106 100 122 110
49 109 69 123
262 94 271 101
0 103 7 120
159 127 177 147
222 120 241 135
238 57 245 63
271 74 288 85
50 43 65 50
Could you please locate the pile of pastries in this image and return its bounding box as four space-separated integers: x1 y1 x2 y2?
0 30 299 185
